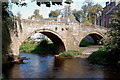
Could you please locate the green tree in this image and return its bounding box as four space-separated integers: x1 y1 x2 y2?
81 2 103 24
49 10 61 18
63 0 73 18
31 9 43 20
72 9 83 22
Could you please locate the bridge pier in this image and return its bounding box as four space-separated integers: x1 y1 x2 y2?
7 34 21 62
8 44 20 62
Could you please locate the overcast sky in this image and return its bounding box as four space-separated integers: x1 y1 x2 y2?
11 0 109 19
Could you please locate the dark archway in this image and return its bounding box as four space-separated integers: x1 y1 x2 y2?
40 32 66 53
80 33 103 47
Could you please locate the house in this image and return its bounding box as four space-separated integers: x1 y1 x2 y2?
96 0 120 27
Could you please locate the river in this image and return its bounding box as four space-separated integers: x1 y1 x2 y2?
3 52 120 79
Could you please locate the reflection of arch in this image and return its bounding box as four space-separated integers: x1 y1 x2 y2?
80 32 104 46
21 29 66 53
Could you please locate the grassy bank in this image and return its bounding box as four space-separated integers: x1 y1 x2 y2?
19 39 56 54
59 49 83 57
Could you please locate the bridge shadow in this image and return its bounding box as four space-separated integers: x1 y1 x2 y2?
31 40 57 55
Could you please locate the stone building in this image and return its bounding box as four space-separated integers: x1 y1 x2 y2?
96 0 120 27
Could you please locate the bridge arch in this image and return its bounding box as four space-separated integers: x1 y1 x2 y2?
21 29 66 53
79 32 104 47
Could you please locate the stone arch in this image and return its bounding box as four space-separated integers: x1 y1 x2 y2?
79 32 104 46
20 29 66 53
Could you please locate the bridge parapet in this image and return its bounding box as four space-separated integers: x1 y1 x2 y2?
19 19 108 30
20 19 79 26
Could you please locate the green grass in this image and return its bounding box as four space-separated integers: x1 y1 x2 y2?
59 50 82 57
19 43 39 53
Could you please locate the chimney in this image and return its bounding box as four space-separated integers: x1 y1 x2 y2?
106 1 109 6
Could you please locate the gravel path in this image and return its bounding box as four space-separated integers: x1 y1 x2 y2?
81 45 101 55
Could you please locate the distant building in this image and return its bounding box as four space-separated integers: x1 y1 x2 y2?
96 0 120 27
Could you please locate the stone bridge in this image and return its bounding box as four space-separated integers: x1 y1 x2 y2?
9 19 107 60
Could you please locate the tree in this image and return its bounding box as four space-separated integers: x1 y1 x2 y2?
72 9 83 22
49 10 61 18
81 2 103 24
31 9 43 20
63 0 73 18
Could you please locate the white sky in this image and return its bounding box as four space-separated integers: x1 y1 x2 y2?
11 0 109 19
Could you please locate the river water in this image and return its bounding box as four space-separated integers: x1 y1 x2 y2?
3 52 120 79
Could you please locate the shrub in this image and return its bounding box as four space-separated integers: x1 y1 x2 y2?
40 39 48 47
88 47 109 65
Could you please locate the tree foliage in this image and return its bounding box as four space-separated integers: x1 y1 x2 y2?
73 2 102 24
81 2 102 24
31 9 43 20
72 9 82 22
49 10 61 18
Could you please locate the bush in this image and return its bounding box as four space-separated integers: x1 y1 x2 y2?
88 47 109 65
40 39 48 47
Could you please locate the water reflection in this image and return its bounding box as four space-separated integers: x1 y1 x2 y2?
3 52 120 78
